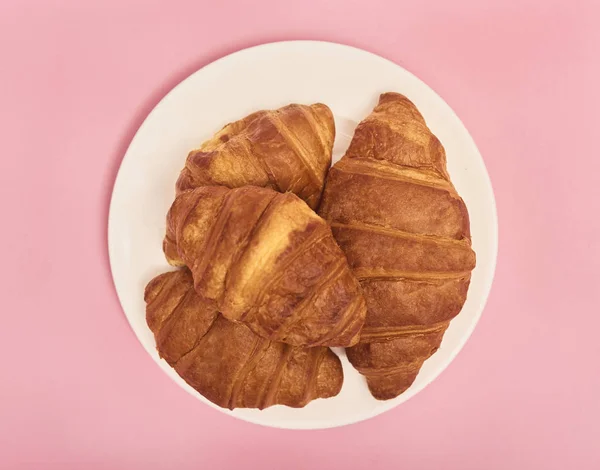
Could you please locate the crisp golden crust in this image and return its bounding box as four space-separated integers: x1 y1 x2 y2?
330 224 475 278
165 103 334 266
359 277 471 333
145 269 343 409
176 103 334 205
165 186 366 347
343 93 449 179
320 161 471 240
319 92 476 399
345 325 446 400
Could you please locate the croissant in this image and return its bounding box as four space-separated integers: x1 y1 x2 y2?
165 103 335 266
319 92 476 399
145 269 343 409
165 185 367 347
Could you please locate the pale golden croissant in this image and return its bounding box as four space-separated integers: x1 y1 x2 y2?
145 269 343 409
164 103 335 266
319 92 476 400
165 185 367 347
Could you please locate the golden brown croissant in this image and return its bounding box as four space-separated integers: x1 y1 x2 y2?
319 92 476 399
164 103 335 266
165 185 367 347
145 269 343 409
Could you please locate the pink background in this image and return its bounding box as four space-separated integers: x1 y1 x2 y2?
1 0 599 468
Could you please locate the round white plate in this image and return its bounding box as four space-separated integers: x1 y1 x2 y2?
108 40 498 429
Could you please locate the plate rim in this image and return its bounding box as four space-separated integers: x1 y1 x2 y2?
107 39 498 430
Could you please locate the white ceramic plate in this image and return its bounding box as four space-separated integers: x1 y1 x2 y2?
108 40 498 429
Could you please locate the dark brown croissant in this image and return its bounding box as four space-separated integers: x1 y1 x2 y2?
165 185 366 348
145 269 343 409
165 103 335 266
319 92 476 399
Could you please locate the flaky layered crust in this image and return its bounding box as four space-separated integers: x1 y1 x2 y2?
319 92 476 399
164 103 335 266
165 186 366 347
145 269 343 409
177 103 334 207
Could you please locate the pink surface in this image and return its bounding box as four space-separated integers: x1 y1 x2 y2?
1 0 599 468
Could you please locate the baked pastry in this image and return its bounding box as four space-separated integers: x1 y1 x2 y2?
176 103 334 205
165 103 335 266
319 92 476 399
145 269 343 409
165 185 367 347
